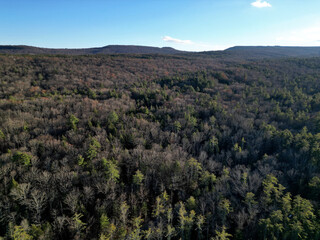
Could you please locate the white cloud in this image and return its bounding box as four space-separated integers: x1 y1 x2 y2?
276 25 320 46
162 36 193 45
251 0 272 8
162 36 230 51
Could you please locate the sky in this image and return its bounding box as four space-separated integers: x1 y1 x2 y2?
1 0 320 51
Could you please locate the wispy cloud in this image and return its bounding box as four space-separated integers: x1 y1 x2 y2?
162 36 193 45
162 36 230 51
251 0 272 8
276 25 320 45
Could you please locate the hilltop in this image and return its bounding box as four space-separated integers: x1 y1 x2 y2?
0 45 183 55
1 45 320 59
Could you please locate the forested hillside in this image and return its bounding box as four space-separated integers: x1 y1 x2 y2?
225 46 320 58
1 53 320 239
2 45 320 59
0 45 183 55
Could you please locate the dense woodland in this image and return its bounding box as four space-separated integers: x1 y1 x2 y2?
1 52 320 239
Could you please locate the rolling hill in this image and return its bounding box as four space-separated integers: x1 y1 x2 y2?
0 45 183 55
224 46 320 58
1 45 320 60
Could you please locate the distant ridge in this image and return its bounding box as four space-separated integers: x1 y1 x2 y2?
1 45 320 58
0 45 183 55
224 46 320 58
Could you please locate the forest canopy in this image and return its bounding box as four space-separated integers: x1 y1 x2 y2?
1 53 320 239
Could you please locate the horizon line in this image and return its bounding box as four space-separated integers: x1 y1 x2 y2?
1 44 320 53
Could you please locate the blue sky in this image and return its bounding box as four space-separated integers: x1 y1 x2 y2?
1 0 320 51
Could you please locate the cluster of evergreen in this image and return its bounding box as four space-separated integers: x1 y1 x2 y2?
1 54 320 239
